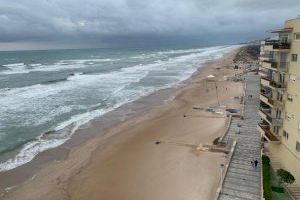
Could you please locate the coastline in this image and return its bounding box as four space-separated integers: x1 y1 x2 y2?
0 46 250 200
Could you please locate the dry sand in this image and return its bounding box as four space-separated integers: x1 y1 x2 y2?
1 48 246 200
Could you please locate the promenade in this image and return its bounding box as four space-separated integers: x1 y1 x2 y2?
219 74 261 200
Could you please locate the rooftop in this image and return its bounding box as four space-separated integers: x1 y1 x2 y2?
271 27 293 33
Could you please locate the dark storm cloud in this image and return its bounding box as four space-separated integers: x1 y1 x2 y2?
0 0 300 50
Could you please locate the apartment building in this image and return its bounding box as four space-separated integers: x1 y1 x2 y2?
258 18 300 185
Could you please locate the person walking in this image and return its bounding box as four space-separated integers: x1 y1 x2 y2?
254 159 258 169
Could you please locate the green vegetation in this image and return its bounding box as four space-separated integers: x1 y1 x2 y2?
270 168 294 200
213 137 220 145
262 155 272 200
277 169 295 185
262 155 295 200
271 186 284 193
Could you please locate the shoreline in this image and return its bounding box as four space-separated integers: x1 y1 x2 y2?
1 46 250 200
0 45 238 170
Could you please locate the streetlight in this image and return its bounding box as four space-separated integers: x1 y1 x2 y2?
215 82 220 106
220 163 225 193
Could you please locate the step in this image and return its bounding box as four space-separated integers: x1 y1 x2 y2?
219 193 244 200
225 177 260 188
226 171 260 182
221 187 260 200
228 167 260 177
223 181 260 194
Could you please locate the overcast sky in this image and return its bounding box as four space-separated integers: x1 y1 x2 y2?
0 0 300 50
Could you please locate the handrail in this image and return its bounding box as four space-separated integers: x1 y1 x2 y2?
219 115 232 143
264 40 291 50
214 140 237 200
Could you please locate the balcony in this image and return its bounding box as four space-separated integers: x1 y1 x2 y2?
259 54 276 62
269 80 286 89
260 94 273 107
257 123 280 142
261 77 286 91
260 77 272 88
261 61 288 72
261 61 276 70
260 92 285 109
264 40 291 51
259 108 283 126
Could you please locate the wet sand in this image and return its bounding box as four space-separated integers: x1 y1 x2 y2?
1 47 246 200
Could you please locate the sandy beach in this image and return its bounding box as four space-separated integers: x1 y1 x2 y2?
0 46 257 200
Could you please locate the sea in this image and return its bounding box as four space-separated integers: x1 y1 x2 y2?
0 45 238 172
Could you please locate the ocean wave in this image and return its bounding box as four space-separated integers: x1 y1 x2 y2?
1 63 28 74
0 137 66 171
41 72 84 84
64 58 114 63
3 63 26 67
42 78 68 84
0 92 141 172
0 58 116 75
0 45 237 110
28 63 43 67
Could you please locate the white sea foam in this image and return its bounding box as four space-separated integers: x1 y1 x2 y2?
0 138 66 171
0 88 155 172
2 63 28 74
0 58 116 75
28 63 43 67
0 105 114 171
3 63 26 67
65 58 114 63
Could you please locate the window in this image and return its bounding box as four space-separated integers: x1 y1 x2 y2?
283 131 289 140
296 141 300 152
292 54 298 62
287 94 293 102
273 126 279 135
295 33 300 40
280 33 289 43
277 92 283 101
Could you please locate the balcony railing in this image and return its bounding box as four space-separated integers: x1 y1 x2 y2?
260 91 285 108
259 108 283 126
261 76 272 82
258 123 280 142
270 80 286 89
265 40 291 50
260 108 271 116
273 42 291 50
269 62 277 68
259 54 276 62
260 91 272 99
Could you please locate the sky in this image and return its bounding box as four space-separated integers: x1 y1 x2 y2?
0 0 300 51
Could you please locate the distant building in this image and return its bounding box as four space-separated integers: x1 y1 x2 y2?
258 18 300 187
